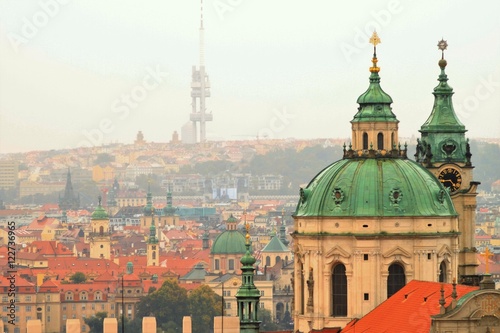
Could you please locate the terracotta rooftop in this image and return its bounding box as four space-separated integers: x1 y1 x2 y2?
341 280 478 333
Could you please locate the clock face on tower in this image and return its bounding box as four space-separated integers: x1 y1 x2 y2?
438 167 462 192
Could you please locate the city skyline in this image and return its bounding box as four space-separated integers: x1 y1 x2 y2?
1 0 499 154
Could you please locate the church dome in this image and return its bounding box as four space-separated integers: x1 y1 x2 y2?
211 230 247 255
91 196 109 219
295 154 457 217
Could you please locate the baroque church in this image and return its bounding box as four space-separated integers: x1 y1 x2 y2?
292 34 482 332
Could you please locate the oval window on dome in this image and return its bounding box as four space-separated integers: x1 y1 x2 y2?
389 188 403 205
332 188 344 205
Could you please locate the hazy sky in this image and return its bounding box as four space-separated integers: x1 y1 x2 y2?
1 0 499 153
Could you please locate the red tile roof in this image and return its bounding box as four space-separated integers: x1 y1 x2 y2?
24 240 74 256
341 280 478 333
39 279 61 292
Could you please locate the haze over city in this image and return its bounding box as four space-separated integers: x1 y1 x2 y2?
1 0 499 153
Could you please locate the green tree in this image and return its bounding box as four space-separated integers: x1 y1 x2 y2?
94 153 115 165
117 316 141 333
136 278 188 329
188 284 223 333
84 312 107 333
258 307 279 332
69 272 86 284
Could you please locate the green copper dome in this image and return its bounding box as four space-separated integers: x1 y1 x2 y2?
295 157 457 217
352 65 398 123
211 229 246 255
91 196 109 220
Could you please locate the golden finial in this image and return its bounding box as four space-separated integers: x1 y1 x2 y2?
369 31 381 73
369 31 381 48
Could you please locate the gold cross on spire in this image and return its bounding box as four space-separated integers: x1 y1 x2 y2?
369 31 381 73
482 247 494 274
369 31 381 47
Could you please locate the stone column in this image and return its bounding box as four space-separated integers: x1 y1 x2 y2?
26 320 42 333
142 317 156 333
182 316 192 333
214 316 240 333
103 318 118 333
66 319 81 333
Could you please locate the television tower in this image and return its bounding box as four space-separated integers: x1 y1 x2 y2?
189 0 212 143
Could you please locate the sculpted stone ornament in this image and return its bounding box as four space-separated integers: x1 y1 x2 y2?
306 268 314 313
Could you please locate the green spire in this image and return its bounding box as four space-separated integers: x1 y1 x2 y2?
420 40 465 133
236 224 261 333
91 195 109 220
148 212 158 244
417 40 470 165
143 181 153 216
163 185 176 216
352 32 398 123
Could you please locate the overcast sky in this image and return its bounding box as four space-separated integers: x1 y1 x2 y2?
0 0 499 153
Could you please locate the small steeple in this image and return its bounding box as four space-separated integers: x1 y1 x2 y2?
202 225 210 250
235 220 261 333
351 32 399 151
148 211 158 244
143 179 153 216
417 39 469 165
59 168 80 210
163 184 176 216
420 39 465 133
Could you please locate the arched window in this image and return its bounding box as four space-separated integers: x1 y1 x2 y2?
391 132 395 148
228 259 234 271
439 261 446 283
266 256 271 266
377 133 384 150
332 264 347 317
99 226 104 235
387 263 406 298
152 251 156 260
214 259 220 271
363 133 368 150
275 302 284 322
276 256 281 265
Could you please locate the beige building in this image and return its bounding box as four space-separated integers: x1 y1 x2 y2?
0 160 18 189
19 181 64 198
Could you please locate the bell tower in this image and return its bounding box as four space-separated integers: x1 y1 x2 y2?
147 212 159 267
89 196 111 260
416 40 480 281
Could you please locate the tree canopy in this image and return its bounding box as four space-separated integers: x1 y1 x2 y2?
135 279 223 333
69 272 87 284
83 312 107 333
